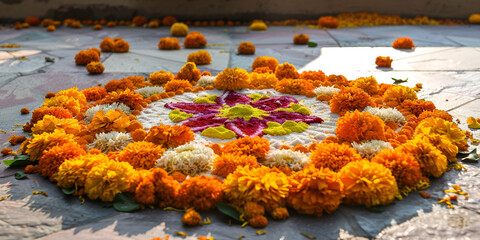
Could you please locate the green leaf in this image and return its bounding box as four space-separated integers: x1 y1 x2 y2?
62 188 75 195
308 42 318 47
392 77 408 84
14 172 26 180
216 202 242 222
461 149 479 163
14 155 29 161
113 193 139 212
3 159 30 167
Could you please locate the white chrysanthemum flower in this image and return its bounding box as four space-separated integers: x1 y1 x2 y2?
313 86 340 96
84 103 132 123
263 149 310 171
196 75 216 87
156 143 215 176
351 140 393 159
134 86 165 98
89 131 133 153
363 106 405 123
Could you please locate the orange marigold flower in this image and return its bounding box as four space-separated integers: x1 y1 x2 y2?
81 87 107 102
1 148 15 155
176 175 224 211
184 31 207 48
417 109 453 123
253 67 273 74
164 79 193 93
274 78 315 96
318 16 340 28
93 24 102 30
145 124 194 148
182 209 202 226
158 37 181 50
149 71 175 86
212 153 258 178
104 78 134 92
113 141 165 170
25 17 40 26
238 41 255 54
88 109 131 134
275 62 299 80
132 16 148 26
398 138 447 178
243 201 265 220
113 38 130 53
75 49 99 65
382 85 418 108
248 215 268 228
392 37 415 49
397 99 435 117
39 142 86 182
42 96 81 116
170 172 187 182
148 20 159 28
249 72 278 89
270 207 289 220
100 37 115 52
96 89 147 111
415 133 458 163
288 165 344 216
131 128 147 141
86 62 105 74
9 135 26 145
46 25 56 32
353 76 379 95
324 74 350 88
415 117 468 151
170 22 189 36
162 16 177 26
135 178 156 205
330 87 375 116
251 56 279 72
214 67 250 90
29 107 73 126
299 70 326 87
375 56 393 68
309 142 362 172
55 152 110 189
336 110 387 143
221 136 270 159
22 129 77 161
293 34 309 45
175 62 202 84
371 148 422 190
133 168 179 207
339 160 398 207
85 160 135 202
187 50 211 65
21 107 30 114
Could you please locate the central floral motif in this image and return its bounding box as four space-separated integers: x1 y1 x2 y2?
164 90 324 138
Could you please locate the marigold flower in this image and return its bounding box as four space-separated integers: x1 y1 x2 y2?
112 141 165 170
375 56 393 68
251 56 279 72
170 172 186 182
81 87 107 102
132 16 148 26
104 78 135 92
214 67 250 90
133 168 179 207
46 25 55 32
42 96 80 116
184 31 207 48
238 42 255 54
163 79 192 93
398 138 447 178
382 85 418 108
55 152 110 189
175 62 202 84
392 37 415 49
8 135 26 145
32 115 82 135
221 136 270 159
86 61 105 74
309 142 362 172
100 37 115 52
170 22 189 36
325 74 350 88
39 142 86 182
187 50 211 65
145 124 194 148
417 109 453 123
29 107 73 126
1 148 14 155
162 16 177 26
243 201 265 220
158 37 181 50
147 71 174 87
288 165 344 216
253 67 273 74
85 160 135 202
75 49 100 65
353 76 379 95
274 78 314 96
249 20 267 31
175 175 224 211
318 16 339 28
339 160 398 207
249 215 268 228
88 109 130 134
249 72 278 89
415 117 468 151
397 99 435 117
96 89 147 111
336 110 387 143
113 38 130 53
22 129 77 161
330 87 375 116
57 87 87 106
131 128 147 141
25 17 40 26
300 70 326 87
183 209 202 226
275 63 299 80
293 34 309 44
415 133 458 163
212 153 258 178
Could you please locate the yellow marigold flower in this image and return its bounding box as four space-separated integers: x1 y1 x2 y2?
221 136 270 159
182 209 201 226
43 95 82 116
212 153 258 178
148 70 174 86
274 78 315 96
309 142 362 172
243 201 265 220
145 124 194 149
39 142 86 182
249 72 278 89
371 148 422 190
214 67 250 91
175 62 202 84
88 109 131 134
249 20 267 31
170 22 189 36
398 138 447 178
336 110 387 143
339 160 398 207
32 115 82 135
223 165 290 208
85 160 135 202
176 175 224 211
414 117 468 151
288 165 344 216
55 152 110 189
113 141 165 170
56 87 87 106
274 62 299 80
251 56 279 72
249 215 268 228
164 79 193 93
330 87 375 116
382 85 418 108
187 50 211 65
353 76 379 95
23 129 77 161
469 14 480 24
415 133 458 163
270 207 289 220
96 89 147 111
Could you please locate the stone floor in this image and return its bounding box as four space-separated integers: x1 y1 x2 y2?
0 24 479 240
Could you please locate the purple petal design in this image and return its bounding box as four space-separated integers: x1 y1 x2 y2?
250 96 298 111
216 90 251 106
224 118 267 138
177 113 229 132
165 102 221 114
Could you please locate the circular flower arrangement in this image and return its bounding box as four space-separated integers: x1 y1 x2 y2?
11 57 472 229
